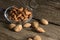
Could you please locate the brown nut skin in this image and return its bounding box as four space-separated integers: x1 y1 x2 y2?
34 35 41 40
36 27 45 33
40 19 48 25
23 23 31 28
14 24 22 32
9 23 16 29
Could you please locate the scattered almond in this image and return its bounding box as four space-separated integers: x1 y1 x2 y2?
9 23 16 29
23 23 31 28
14 24 22 32
34 35 41 40
40 19 48 25
32 21 39 28
36 27 45 33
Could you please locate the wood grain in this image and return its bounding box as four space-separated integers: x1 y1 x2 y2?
0 0 60 40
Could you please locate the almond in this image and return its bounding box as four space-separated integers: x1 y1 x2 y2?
41 19 48 25
9 23 16 29
23 23 31 28
32 21 39 28
14 24 22 32
19 7 23 12
34 35 41 40
36 27 45 33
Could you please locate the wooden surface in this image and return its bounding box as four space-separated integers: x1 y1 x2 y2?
0 0 60 40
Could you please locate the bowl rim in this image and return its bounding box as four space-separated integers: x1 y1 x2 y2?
4 6 14 23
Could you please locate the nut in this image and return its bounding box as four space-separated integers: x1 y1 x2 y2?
20 16 24 20
9 23 16 29
24 17 28 21
32 21 39 28
23 23 31 28
14 24 22 32
24 9 31 15
17 14 22 18
19 7 23 12
40 19 48 25
36 27 45 33
34 35 41 40
28 38 33 40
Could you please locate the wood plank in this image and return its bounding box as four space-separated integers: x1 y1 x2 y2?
0 0 60 40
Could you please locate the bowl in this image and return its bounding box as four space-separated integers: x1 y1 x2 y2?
4 6 32 24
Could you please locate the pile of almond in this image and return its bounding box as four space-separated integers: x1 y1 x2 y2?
8 6 32 22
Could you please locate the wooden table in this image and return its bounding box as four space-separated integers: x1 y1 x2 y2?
0 0 60 40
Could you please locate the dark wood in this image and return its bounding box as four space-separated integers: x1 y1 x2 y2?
0 0 60 40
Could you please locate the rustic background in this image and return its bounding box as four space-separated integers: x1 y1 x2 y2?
0 0 60 40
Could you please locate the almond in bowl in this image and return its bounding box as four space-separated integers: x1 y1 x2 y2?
4 6 32 23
